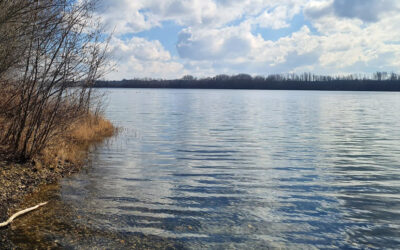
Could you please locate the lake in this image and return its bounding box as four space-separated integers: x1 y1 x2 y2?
9 89 400 249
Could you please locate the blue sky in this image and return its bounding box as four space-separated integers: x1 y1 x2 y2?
97 0 400 80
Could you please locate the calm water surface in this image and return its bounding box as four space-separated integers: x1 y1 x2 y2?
13 89 400 249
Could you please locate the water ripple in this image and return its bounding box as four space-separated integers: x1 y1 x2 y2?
57 89 400 249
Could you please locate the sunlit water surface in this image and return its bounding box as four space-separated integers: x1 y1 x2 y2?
11 89 400 249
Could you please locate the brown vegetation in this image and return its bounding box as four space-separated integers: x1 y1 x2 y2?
0 0 114 231
0 0 112 163
0 113 114 225
0 107 115 166
35 112 115 168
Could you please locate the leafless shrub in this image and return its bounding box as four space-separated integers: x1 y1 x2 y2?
0 0 111 161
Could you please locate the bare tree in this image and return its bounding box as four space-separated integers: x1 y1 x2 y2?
0 0 110 160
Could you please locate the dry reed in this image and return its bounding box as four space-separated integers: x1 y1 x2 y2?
38 113 115 167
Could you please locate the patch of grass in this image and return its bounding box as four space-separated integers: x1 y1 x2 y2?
38 113 115 168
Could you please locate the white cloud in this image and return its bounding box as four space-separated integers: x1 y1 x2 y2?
107 37 185 79
302 0 400 73
254 6 294 29
305 0 400 23
176 24 321 75
96 0 400 79
96 0 154 34
332 0 399 22
97 0 307 34
253 1 306 29
177 23 258 61
110 37 171 62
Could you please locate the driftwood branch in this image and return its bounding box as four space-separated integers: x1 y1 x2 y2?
0 202 48 228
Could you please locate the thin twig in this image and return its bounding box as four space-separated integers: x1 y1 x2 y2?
0 202 48 228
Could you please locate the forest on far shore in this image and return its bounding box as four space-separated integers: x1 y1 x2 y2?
95 72 400 91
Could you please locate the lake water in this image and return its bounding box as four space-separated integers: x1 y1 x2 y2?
10 89 400 248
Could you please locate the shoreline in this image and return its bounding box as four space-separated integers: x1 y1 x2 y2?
0 159 81 247
0 158 84 223
0 116 115 246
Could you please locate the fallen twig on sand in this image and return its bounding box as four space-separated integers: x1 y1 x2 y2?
0 202 48 228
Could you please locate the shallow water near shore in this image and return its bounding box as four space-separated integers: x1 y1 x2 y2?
7 89 400 249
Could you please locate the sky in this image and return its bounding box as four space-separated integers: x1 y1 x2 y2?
96 0 400 80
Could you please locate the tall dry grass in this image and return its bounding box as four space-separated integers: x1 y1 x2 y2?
38 113 115 167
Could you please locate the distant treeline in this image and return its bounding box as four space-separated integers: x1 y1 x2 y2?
95 72 400 91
